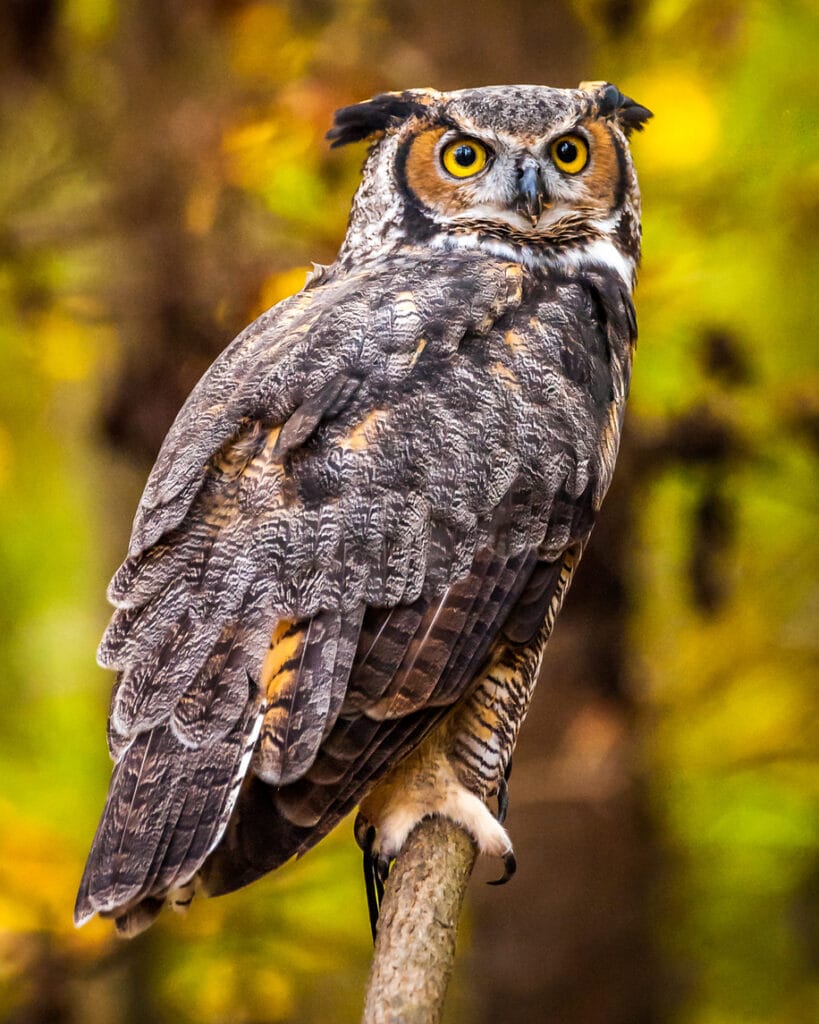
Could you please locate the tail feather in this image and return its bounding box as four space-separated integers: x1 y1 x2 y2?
151 694 261 894
75 726 181 922
74 678 262 927
201 710 438 897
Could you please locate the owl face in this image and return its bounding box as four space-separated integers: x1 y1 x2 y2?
402 88 629 231
330 83 651 281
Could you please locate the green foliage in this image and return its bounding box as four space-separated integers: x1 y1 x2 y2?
599 2 819 1021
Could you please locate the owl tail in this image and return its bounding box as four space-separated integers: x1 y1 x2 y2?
74 675 263 935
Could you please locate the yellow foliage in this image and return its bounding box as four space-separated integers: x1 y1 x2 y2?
222 116 295 192
185 179 221 237
222 114 323 225
229 3 308 85
61 0 117 43
257 265 312 312
0 425 11 490
162 955 295 1023
35 312 107 383
0 800 106 953
629 69 720 172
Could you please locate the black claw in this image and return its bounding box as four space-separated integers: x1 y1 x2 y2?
497 757 513 824
376 855 392 886
362 826 380 943
496 776 509 825
487 850 517 887
361 826 394 943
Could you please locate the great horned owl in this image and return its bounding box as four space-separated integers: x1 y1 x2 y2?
75 82 651 936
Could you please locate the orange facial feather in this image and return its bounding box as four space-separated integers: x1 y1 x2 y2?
404 127 471 213
578 120 620 209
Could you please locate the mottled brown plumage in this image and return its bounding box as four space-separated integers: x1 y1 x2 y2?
76 82 650 935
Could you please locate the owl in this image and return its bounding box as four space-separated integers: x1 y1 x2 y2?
75 82 651 936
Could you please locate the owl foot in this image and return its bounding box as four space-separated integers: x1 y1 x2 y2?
354 751 516 938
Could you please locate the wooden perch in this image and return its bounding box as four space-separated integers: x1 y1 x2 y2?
362 816 478 1024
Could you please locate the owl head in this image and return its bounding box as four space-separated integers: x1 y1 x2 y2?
328 83 651 284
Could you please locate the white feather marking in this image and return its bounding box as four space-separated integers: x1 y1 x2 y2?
431 230 635 286
201 696 266 864
557 238 634 286
432 232 542 269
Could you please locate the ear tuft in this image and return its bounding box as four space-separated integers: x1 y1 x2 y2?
581 81 653 136
326 92 432 148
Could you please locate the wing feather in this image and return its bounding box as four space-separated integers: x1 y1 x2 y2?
129 252 524 557
254 605 365 785
201 547 538 893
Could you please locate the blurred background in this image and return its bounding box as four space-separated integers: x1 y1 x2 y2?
0 1 816 1021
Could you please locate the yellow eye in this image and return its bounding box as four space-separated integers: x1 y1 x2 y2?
550 134 589 174
441 138 489 178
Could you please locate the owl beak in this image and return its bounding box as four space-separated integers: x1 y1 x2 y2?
515 161 547 227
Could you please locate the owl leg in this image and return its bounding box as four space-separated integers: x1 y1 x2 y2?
353 735 514 936
352 620 558 932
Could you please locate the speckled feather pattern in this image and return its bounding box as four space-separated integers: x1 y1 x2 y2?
76 82 647 933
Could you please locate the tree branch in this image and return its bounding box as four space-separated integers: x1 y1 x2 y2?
362 816 477 1024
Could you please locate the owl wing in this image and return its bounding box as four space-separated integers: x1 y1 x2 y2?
75 250 634 932
201 545 587 899
203 265 636 898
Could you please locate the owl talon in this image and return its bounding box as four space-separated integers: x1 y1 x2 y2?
360 823 395 941
376 854 392 885
496 756 513 825
487 850 517 886
361 826 384 942
496 777 509 825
